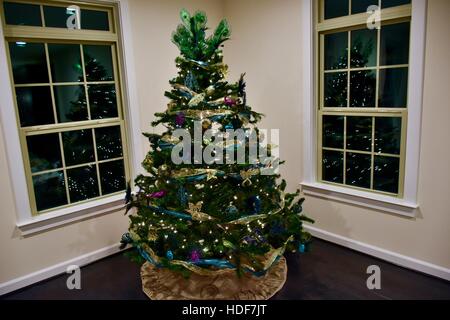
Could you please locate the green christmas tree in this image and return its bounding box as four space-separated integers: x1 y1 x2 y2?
121 9 313 277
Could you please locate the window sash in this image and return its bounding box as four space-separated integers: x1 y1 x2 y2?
1 0 130 215
316 0 412 198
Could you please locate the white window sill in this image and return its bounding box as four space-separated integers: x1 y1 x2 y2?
16 194 126 236
300 182 418 217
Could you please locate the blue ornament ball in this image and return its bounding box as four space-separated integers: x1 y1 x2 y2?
299 243 306 253
226 205 238 215
166 250 174 260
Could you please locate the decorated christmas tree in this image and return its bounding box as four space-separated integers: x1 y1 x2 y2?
121 9 313 284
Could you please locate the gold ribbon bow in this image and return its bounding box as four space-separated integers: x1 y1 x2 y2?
240 168 260 186
187 202 215 221
188 93 206 107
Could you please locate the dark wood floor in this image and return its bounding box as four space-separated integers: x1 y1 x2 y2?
2 238 450 300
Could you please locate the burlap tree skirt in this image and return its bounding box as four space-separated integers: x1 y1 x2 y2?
141 256 287 300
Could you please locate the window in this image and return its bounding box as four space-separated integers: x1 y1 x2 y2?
0 0 129 216
318 0 412 197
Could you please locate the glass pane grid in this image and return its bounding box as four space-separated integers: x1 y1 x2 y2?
318 0 411 198
322 27 409 110
11 41 118 127
320 114 403 195
322 0 411 21
3 1 111 31
28 125 126 208
4 2 127 215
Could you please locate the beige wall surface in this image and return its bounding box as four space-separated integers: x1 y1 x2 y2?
1 0 449 285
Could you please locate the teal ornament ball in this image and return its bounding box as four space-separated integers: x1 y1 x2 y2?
166 250 174 260
299 243 306 253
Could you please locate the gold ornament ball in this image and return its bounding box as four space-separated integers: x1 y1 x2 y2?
202 118 212 130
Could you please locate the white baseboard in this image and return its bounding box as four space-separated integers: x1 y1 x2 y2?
304 225 450 282
0 243 122 296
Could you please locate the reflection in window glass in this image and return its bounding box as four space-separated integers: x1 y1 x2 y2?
379 68 408 108
43 5 69 28
81 9 109 31
43 5 110 31
380 22 410 66
346 153 371 189
325 32 348 70
3 2 42 26
95 126 123 160
324 72 348 107
350 70 376 108
33 171 67 211
99 160 126 195
322 116 344 149
347 116 372 151
9 42 49 84
54 85 88 122
322 150 344 184
375 117 402 154
374 156 400 193
27 133 62 173
48 44 83 83
67 165 99 202
324 0 349 20
16 86 54 127
88 84 118 119
83 45 114 81
351 29 377 68
352 0 378 14
62 130 95 166
382 0 411 9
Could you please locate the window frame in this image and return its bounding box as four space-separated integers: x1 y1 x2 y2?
0 0 143 234
300 0 427 217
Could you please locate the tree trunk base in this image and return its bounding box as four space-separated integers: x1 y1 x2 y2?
141 256 287 300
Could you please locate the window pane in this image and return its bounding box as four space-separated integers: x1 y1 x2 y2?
382 0 411 9
322 150 344 184
43 5 71 28
323 116 344 149
88 84 118 119
33 171 67 211
346 152 371 188
67 165 99 202
351 29 377 68
54 85 88 122
27 133 62 173
324 72 347 107
325 32 348 70
380 22 410 66
375 117 402 154
379 68 408 108
8 42 49 84
48 44 82 83
374 156 400 193
347 116 372 151
81 9 109 31
350 70 376 107
95 126 123 160
62 129 95 166
351 0 378 14
3 2 42 26
83 45 114 81
99 160 126 195
324 0 349 19
15 86 54 127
